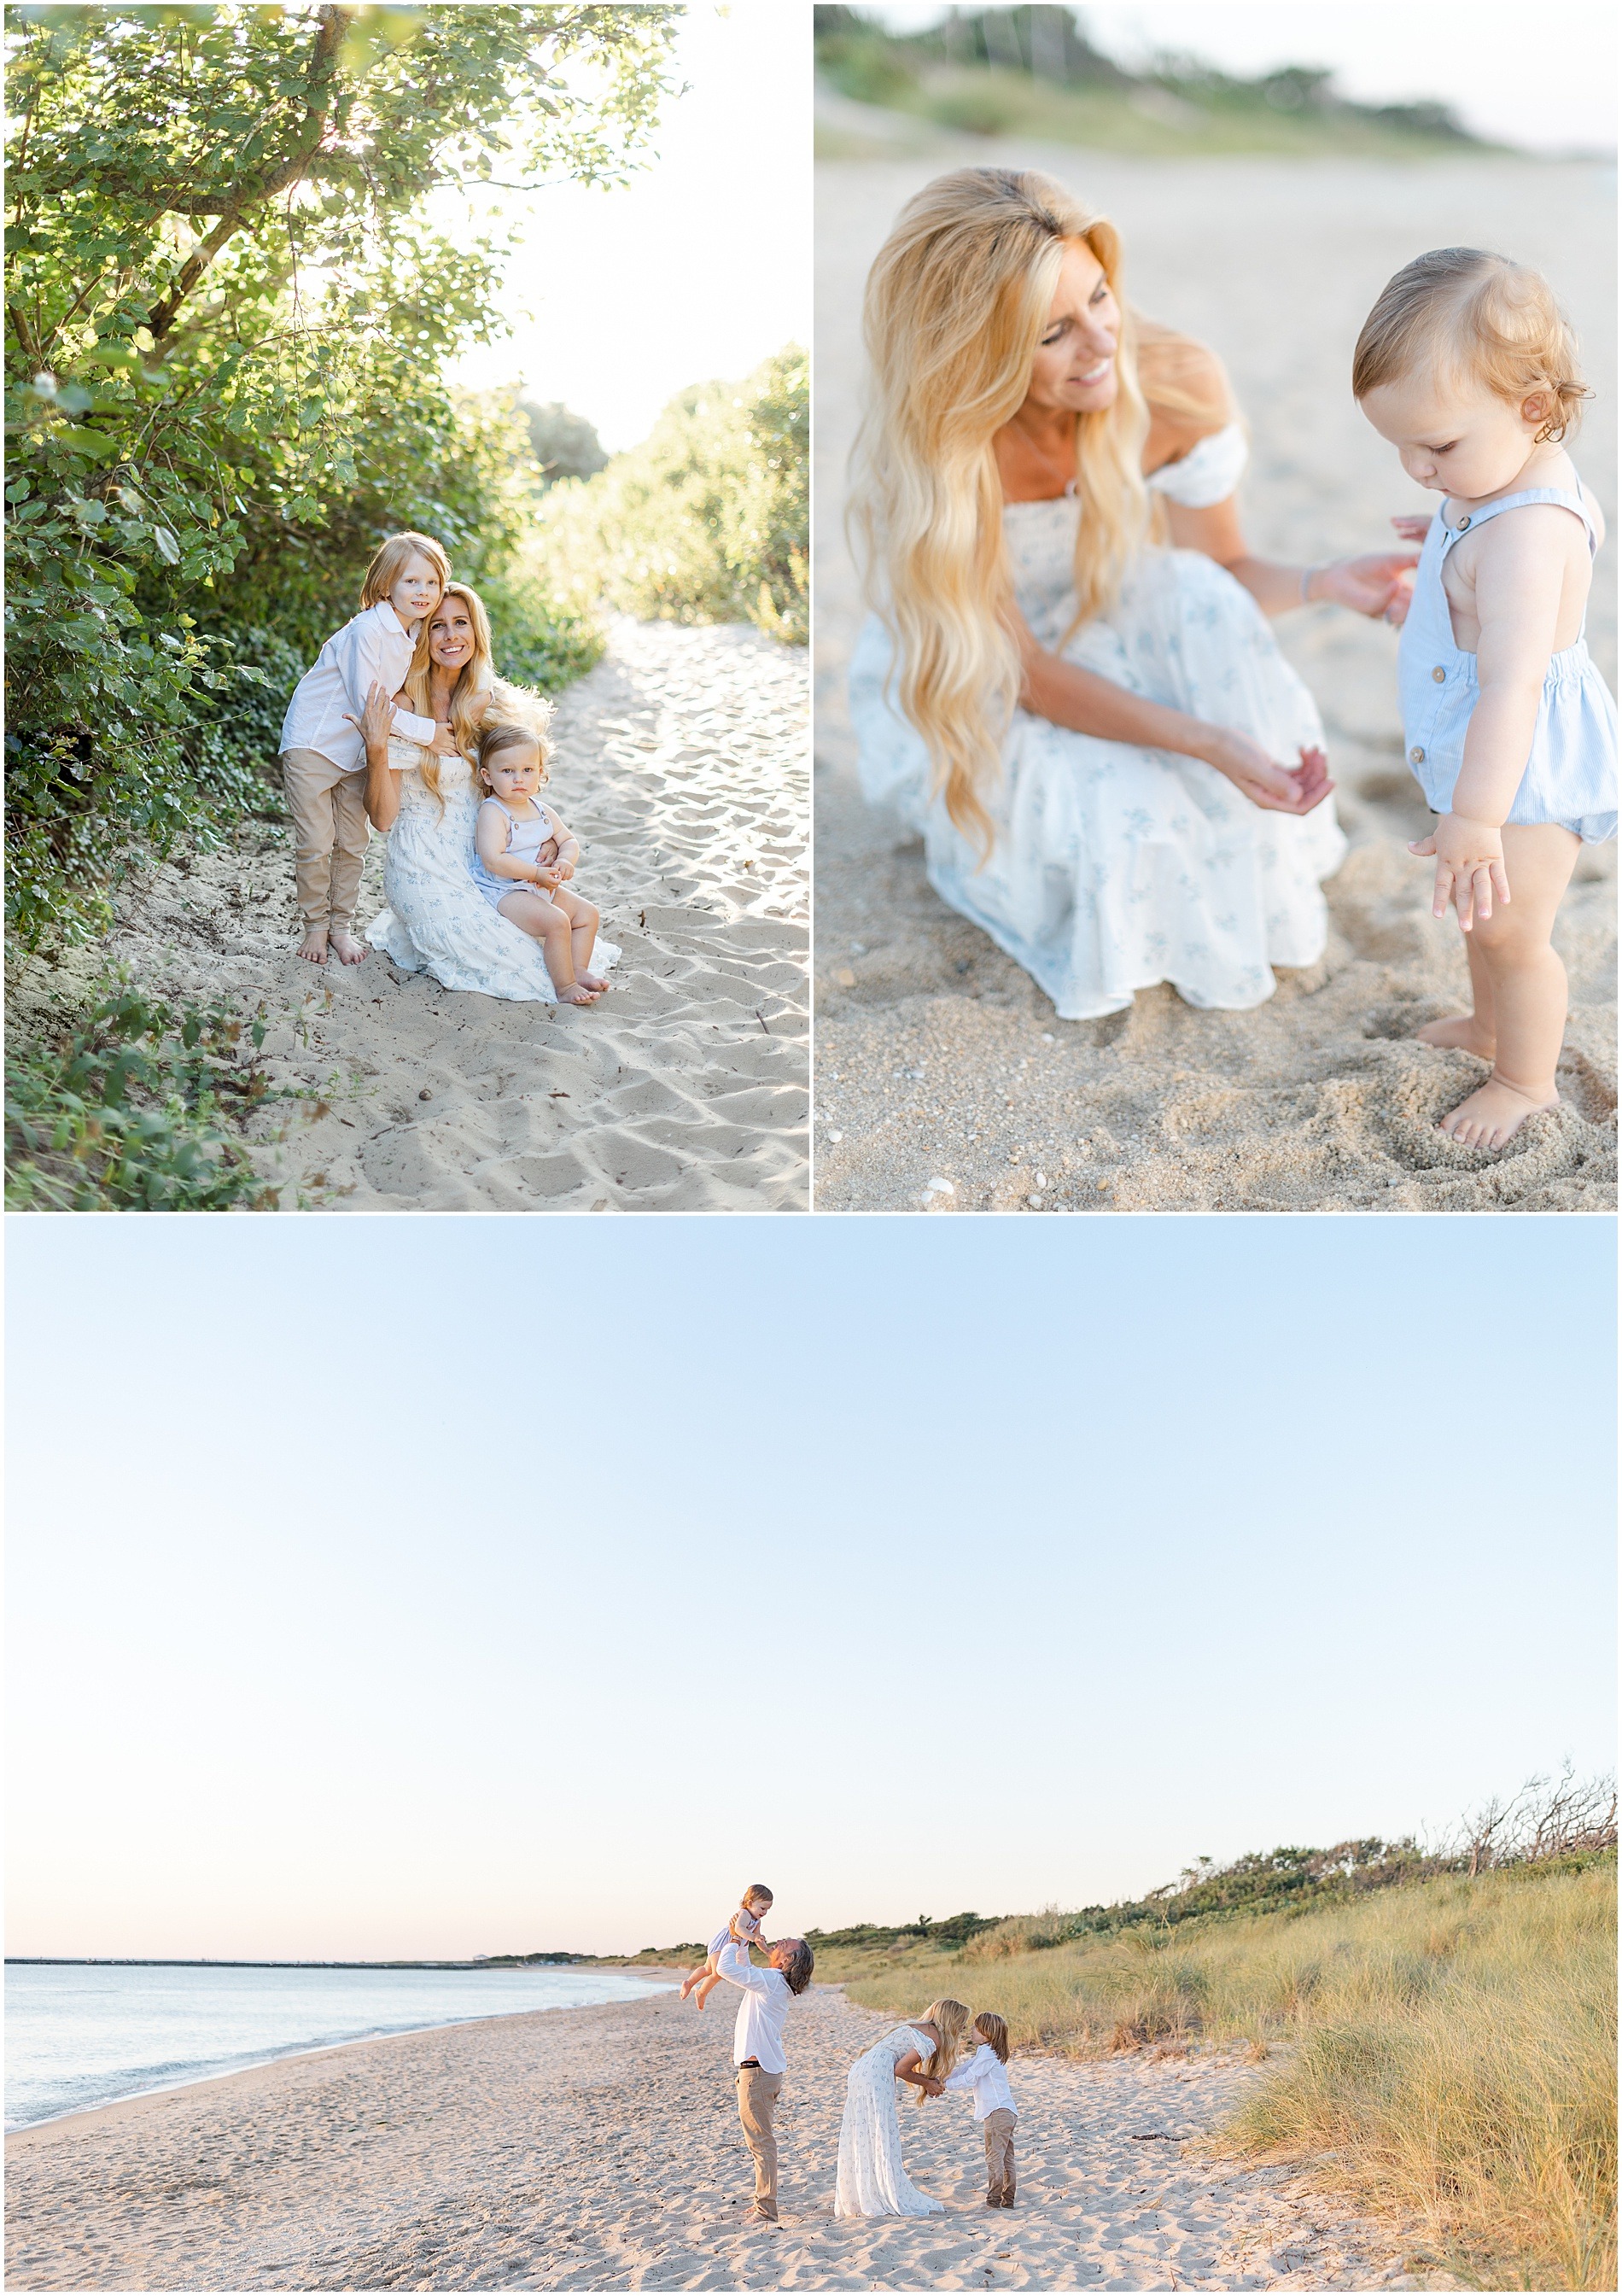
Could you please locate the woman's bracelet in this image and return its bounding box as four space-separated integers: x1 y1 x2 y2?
1299 560 1327 605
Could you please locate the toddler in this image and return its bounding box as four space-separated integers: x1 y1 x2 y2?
1355 248 1616 1148
680 1886 774 2009
470 712 609 1006
278 531 457 967
943 2011 1018 2205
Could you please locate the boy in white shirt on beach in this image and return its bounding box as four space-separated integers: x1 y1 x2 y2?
277 530 454 966
944 2011 1018 2206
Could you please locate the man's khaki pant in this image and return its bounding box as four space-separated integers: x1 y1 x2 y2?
983 2108 1016 2203
281 747 371 931
736 2065 783 2218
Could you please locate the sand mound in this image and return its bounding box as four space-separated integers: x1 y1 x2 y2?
33 617 809 1213
5 1987 1442 2291
813 151 1615 1215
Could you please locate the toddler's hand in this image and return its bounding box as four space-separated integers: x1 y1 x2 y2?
1389 514 1433 545
1410 814 1510 932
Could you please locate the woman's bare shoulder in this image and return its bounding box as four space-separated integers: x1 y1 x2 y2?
1137 330 1234 474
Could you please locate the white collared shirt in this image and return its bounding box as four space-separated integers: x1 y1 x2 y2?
943 2042 1017 2121
278 599 439 772
714 1942 793 2074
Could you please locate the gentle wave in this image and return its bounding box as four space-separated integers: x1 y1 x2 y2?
6 1960 676 2129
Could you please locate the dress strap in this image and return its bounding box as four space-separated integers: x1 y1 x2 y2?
1439 485 1597 559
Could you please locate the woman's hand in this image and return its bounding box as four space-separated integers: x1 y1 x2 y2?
1410 813 1510 931
341 679 395 754
1202 729 1334 815
1312 550 1420 622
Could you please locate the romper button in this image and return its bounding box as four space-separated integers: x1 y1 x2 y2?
1410 747 1426 764
1432 666 1446 683
1456 514 1471 529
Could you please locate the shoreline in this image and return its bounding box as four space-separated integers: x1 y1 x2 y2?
6 1986 1439 2291
7 1973 679 2140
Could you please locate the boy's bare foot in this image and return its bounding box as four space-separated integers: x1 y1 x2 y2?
1438 1076 1558 1150
577 969 610 993
328 928 367 966
679 1974 698 2000
298 926 330 964
1416 1014 1495 1056
554 981 600 1006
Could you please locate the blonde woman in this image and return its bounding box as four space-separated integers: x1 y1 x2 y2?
835 1997 973 2218
356 585 615 1002
849 168 1419 1020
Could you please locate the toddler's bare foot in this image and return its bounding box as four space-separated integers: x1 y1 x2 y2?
577 968 610 993
1416 1014 1495 1056
328 928 367 966
554 981 600 1006
1438 1076 1557 1150
298 926 330 965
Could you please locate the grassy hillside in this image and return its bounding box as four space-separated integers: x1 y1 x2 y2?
829 1858 1615 2291
814 3 1503 161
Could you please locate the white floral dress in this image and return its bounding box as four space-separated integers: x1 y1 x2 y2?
849 428 1345 1021
365 740 618 1002
835 2024 945 2219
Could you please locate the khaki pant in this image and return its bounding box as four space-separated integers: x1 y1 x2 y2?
281 747 371 930
736 2064 783 2218
983 2108 1016 2203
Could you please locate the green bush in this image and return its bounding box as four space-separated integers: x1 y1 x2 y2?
4 6 675 948
538 347 808 642
5 979 288 1211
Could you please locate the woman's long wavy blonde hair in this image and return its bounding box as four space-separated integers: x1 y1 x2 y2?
849 167 1226 855
911 1997 974 2101
400 581 498 808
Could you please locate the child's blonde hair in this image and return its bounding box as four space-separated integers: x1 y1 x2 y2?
975 2011 1010 2063
360 530 451 610
913 1997 973 2101
1351 248 1590 443
476 693 555 793
744 1884 774 1908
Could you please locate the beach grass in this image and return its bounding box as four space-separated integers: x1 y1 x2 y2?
821 1859 1616 2290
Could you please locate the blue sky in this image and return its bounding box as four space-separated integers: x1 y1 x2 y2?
8 1217 1613 1959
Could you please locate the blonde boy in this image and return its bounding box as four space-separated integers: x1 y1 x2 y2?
277 531 453 965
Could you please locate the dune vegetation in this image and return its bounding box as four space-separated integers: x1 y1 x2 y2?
808 1826 1615 2293
815 3 1501 161
535 348 808 645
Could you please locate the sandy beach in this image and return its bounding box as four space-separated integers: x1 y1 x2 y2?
5 1985 1446 2292
814 144 1617 1213
29 616 808 1212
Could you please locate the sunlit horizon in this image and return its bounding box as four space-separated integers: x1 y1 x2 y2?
8 1219 1612 1964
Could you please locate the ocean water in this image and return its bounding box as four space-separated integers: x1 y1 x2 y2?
6 1960 676 2129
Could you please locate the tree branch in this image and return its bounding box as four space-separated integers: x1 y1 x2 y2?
145 4 353 344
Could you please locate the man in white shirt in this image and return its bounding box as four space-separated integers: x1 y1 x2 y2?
712 1934 814 2225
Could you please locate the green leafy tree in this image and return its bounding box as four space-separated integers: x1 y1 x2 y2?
520 399 610 488
4 3 680 944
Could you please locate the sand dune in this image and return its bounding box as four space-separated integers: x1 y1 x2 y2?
80 616 808 1212
5 1986 1447 2291
814 148 1616 1213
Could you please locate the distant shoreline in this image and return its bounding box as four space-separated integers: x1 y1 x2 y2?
7 1956 598 1972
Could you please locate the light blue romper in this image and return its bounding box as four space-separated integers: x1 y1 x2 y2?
470 796 559 911
1397 482 1617 844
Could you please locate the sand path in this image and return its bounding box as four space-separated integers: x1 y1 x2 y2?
84 617 809 1212
4 1989 1437 2292
814 149 1616 1212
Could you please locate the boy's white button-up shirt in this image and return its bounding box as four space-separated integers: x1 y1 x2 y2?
278 599 439 774
714 1942 793 2074
943 2042 1017 2120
